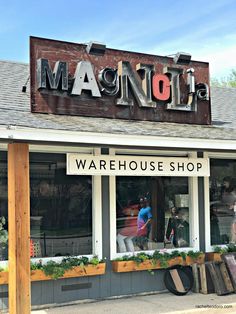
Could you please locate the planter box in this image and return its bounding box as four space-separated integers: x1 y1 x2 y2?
0 263 106 284
184 254 205 265
0 271 8 285
206 252 222 262
112 255 204 273
112 257 185 273
112 260 161 273
167 256 184 267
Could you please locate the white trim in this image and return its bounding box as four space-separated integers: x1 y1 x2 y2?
29 144 93 154
109 149 117 260
92 148 103 259
1 126 236 150
0 143 7 150
30 145 103 259
204 151 236 252
188 152 200 251
0 144 103 264
204 152 211 252
115 148 189 156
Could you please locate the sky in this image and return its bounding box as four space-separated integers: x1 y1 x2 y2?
0 0 236 79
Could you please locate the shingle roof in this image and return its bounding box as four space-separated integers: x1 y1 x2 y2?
0 60 236 142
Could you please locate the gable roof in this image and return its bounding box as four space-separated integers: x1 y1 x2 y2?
0 60 236 149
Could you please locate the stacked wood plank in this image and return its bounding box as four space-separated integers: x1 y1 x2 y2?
191 254 236 296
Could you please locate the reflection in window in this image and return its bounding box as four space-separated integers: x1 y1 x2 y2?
210 159 236 245
30 153 92 258
0 152 7 261
116 176 189 253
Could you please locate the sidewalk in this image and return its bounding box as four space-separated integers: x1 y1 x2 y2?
32 292 236 314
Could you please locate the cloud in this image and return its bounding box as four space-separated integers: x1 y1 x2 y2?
196 45 236 78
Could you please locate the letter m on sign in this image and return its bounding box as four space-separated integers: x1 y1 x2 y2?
37 58 68 90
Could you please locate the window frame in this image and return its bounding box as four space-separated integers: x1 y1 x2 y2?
0 145 102 267
204 151 236 252
109 148 200 260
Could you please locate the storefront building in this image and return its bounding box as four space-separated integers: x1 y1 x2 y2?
0 37 236 311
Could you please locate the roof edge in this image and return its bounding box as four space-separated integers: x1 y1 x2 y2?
1 125 236 151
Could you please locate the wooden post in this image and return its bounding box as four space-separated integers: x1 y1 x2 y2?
8 143 31 314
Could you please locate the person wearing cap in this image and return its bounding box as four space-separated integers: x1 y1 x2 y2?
136 196 152 250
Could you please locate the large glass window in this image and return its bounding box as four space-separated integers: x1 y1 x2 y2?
0 152 7 261
30 153 92 258
209 159 236 245
116 176 190 253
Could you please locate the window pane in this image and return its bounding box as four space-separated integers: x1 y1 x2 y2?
210 159 236 245
0 152 8 261
116 176 189 253
30 153 92 258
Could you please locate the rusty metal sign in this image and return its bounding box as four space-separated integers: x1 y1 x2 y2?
30 37 211 125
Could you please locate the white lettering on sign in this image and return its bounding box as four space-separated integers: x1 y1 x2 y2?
67 154 209 177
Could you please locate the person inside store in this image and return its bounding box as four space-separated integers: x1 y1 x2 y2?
231 200 236 243
221 177 236 243
176 208 189 247
165 206 189 248
165 205 179 247
210 204 221 245
135 196 152 250
116 202 139 253
221 177 236 213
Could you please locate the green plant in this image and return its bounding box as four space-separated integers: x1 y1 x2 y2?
169 250 180 258
130 252 151 265
112 249 205 270
152 251 172 268
0 217 8 246
213 246 227 254
179 251 187 261
30 260 43 270
114 255 131 262
213 244 236 254
186 250 202 259
42 261 65 280
226 243 236 253
89 255 100 266
147 269 154 275
30 255 104 280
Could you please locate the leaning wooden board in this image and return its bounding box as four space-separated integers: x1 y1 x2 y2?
222 253 236 291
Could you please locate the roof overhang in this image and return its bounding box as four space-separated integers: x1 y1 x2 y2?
1 125 236 151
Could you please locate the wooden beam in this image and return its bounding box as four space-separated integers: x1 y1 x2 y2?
8 143 31 314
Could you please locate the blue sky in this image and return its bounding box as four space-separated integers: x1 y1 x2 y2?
0 0 236 79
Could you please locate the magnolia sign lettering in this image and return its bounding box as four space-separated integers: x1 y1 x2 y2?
67 154 210 177
37 58 209 112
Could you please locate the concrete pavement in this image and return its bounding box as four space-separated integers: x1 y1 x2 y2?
32 292 236 314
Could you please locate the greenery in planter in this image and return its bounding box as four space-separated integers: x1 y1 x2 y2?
213 246 228 254
226 243 236 252
0 217 8 256
113 249 203 269
152 250 171 268
30 255 103 280
213 244 236 254
186 250 203 259
130 252 152 265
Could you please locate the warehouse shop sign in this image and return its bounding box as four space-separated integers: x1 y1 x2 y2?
67 154 210 177
37 58 209 112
